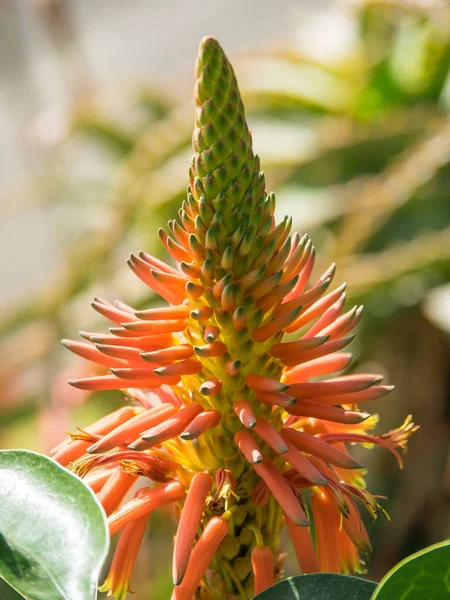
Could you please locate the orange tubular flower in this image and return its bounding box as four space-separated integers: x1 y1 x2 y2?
99 513 149 600
251 546 275 595
56 37 417 599
173 472 213 585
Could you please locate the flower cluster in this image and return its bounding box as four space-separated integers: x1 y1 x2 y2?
53 37 417 600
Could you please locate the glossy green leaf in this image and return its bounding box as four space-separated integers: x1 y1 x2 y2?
0 450 109 600
371 541 450 600
253 573 377 599
0 578 25 600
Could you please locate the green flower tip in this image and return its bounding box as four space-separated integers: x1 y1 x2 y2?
191 37 262 219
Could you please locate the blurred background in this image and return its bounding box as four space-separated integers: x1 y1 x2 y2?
1 0 450 597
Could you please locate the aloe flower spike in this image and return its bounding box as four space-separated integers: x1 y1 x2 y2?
59 36 416 599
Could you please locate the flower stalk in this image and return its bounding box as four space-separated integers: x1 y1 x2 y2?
55 37 417 599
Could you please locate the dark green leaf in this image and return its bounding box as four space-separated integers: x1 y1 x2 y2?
371 541 450 600
0 578 25 600
0 450 109 600
253 573 377 599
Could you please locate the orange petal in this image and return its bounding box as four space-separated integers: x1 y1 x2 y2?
253 307 302 342
141 345 194 363
274 277 331 318
283 241 312 296
318 431 403 468
279 335 355 367
194 342 227 358
302 293 346 340
180 410 221 440
95 344 148 363
285 283 346 333
190 306 214 321
342 495 372 553
151 269 189 290
285 262 335 305
235 430 264 464
225 360 241 376
287 247 315 298
180 261 201 278
99 513 149 600
138 250 180 275
318 306 359 340
199 378 223 396
221 284 234 311
159 229 192 263
246 374 289 393
122 319 187 334
233 307 247 330
186 281 204 299
131 404 203 449
310 384 394 406
286 516 320 574
255 390 297 408
128 254 184 304
288 374 382 399
170 220 191 246
212 274 231 297
270 336 329 360
338 306 364 338
68 374 181 391
62 339 126 368
241 266 266 289
251 546 274 595
285 400 369 425
84 467 115 493
51 407 135 466
282 439 328 485
310 490 341 573
282 353 352 383
280 237 310 286
253 417 288 454
96 467 135 516
282 428 364 470
88 332 173 349
287 262 335 306
266 235 292 275
172 472 213 584
135 305 191 320
75 450 176 479
233 400 256 428
256 276 299 312
87 404 178 453
171 517 229 600
91 298 135 325
111 367 164 380
108 481 185 536
253 458 309 526
250 271 283 301
204 325 220 342
154 359 203 377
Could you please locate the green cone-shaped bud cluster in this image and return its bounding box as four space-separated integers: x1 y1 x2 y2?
188 37 269 274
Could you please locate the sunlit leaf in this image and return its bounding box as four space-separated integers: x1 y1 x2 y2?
371 541 450 600
0 450 109 600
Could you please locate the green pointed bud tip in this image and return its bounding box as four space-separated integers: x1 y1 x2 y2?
191 37 262 216
205 228 218 251
221 247 234 270
194 215 208 235
195 37 233 104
